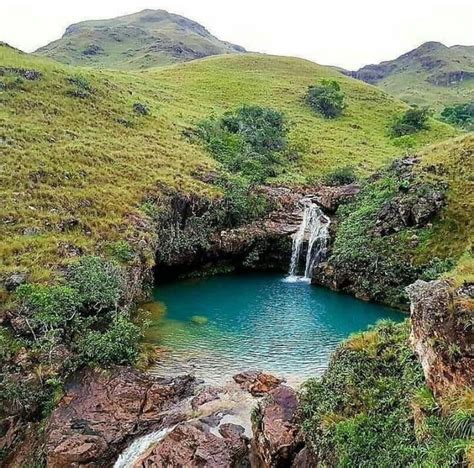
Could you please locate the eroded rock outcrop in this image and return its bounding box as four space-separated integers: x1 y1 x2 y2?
407 280 474 397
311 184 360 213
251 385 303 467
45 367 196 467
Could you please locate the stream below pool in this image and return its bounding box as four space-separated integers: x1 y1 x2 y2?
145 273 404 385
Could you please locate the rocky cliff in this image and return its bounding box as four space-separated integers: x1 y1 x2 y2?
407 279 474 397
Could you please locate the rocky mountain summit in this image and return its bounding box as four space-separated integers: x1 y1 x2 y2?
346 41 474 109
36 9 245 69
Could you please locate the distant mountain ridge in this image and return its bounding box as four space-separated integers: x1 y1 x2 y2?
35 9 246 70
345 41 474 109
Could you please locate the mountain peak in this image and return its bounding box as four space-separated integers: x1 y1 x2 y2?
347 41 474 109
36 9 245 70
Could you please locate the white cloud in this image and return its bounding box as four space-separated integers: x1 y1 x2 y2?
1 0 473 69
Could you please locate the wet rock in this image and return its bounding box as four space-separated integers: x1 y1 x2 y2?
233 371 284 397
407 280 474 397
191 387 221 410
292 447 317 467
312 184 360 213
5 273 26 292
219 423 246 440
199 410 231 428
136 422 249 467
252 385 301 467
45 367 196 467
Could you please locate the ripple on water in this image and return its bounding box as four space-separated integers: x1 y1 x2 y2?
146 273 404 385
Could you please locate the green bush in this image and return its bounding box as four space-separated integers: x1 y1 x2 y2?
305 80 345 118
0 327 22 365
440 102 474 130
66 74 94 99
323 166 357 186
80 315 141 366
67 256 123 312
214 173 272 226
16 284 82 334
198 105 293 183
107 240 135 263
391 107 430 136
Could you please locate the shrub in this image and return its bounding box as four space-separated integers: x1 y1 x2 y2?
214 173 272 226
16 284 82 334
67 256 123 312
440 102 474 130
305 80 345 118
0 327 22 365
323 166 357 186
80 315 141 366
66 74 94 99
107 240 135 263
391 107 430 136
133 102 150 116
197 105 293 183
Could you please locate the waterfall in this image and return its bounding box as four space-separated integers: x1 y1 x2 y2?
114 427 174 468
285 200 330 282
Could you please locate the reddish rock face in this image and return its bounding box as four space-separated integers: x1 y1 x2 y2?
251 385 302 467
135 422 249 467
233 371 284 397
407 280 474 397
312 184 360 213
45 367 196 468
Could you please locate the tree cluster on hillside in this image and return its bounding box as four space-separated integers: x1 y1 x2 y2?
305 80 346 118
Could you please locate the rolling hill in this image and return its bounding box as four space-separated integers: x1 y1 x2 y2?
35 9 245 70
347 41 474 110
0 43 457 284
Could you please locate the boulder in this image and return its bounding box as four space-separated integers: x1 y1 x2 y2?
45 367 196 467
136 422 249 467
5 273 26 292
251 385 301 467
233 371 284 397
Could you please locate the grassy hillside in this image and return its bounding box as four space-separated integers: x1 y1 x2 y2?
349 42 474 111
35 9 245 70
0 44 457 284
313 133 473 307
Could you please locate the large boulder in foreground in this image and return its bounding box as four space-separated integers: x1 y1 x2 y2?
407 280 474 397
251 385 303 467
45 367 196 467
135 421 249 467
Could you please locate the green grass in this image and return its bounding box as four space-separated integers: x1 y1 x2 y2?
0 44 458 284
414 134 474 285
354 42 474 111
380 71 474 112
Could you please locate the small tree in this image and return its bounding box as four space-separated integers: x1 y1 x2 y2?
391 107 430 137
440 102 474 129
305 80 345 118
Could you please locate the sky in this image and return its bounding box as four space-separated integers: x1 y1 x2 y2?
1 0 473 69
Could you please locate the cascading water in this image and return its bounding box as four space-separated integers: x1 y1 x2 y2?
285 199 330 282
